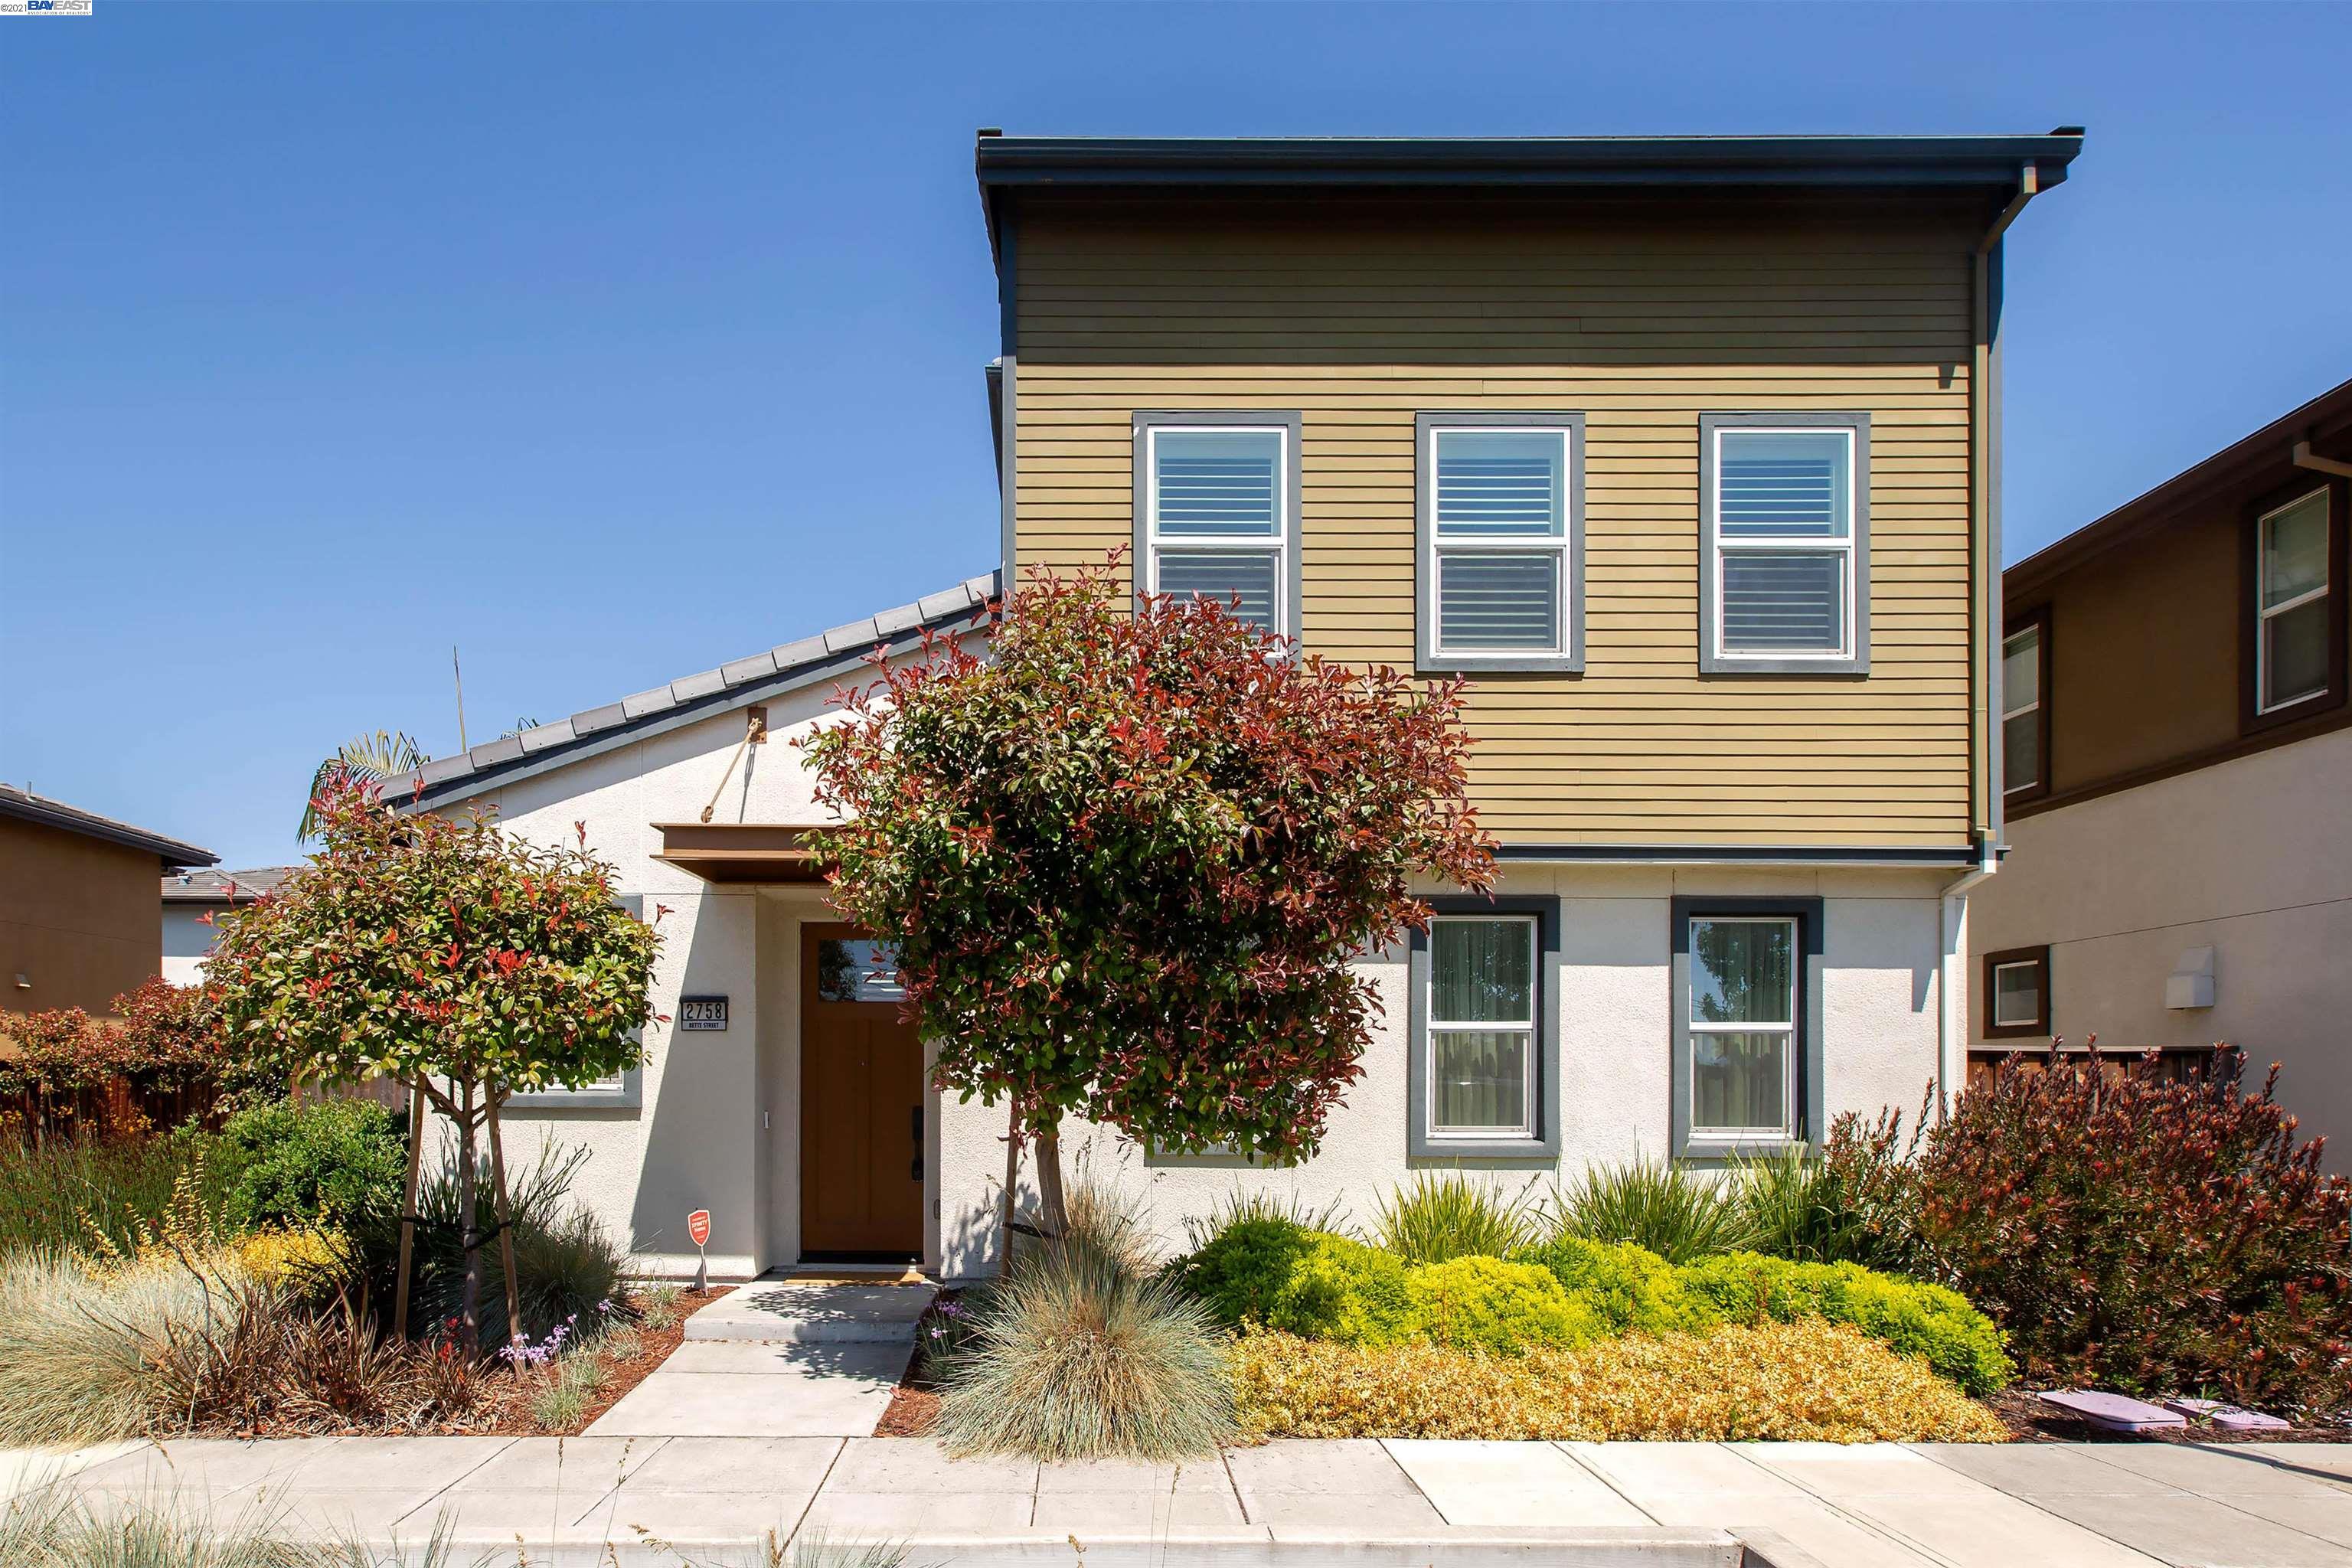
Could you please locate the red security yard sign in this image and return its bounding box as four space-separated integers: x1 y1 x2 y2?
688 1208 712 1291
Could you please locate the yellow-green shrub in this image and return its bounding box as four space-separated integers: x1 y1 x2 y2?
1230 1319 2009 1442
1407 1256 1600 1354
1512 1234 1718 1336
233 1227 352 1301
1678 1252 2013 1396
1171 1218 1420 1347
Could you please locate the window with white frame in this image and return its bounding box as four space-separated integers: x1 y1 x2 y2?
1702 416 1869 674
1426 915 1537 1139
1686 915 1797 1140
2257 488 2331 714
1981 944 2051 1038
1417 416 1582 670
2002 621 2044 795
1138 420 1294 636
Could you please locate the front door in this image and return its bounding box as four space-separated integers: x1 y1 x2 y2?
799 923 924 1259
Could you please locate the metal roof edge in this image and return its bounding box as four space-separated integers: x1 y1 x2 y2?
0 786 217 868
975 132 2083 191
2007 375 2352 598
387 571 1001 812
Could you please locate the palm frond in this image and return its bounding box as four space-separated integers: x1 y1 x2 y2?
299 729 427 841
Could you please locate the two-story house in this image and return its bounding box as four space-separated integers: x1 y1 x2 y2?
386 132 2080 1281
1969 377 2351 1162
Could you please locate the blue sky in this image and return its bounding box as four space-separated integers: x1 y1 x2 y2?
4 2 2348 871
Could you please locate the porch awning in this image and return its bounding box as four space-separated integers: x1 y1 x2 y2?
652 822 831 884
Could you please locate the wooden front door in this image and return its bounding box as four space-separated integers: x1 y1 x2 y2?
799 923 924 1259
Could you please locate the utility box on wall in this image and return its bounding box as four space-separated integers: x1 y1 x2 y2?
2166 947 2216 1011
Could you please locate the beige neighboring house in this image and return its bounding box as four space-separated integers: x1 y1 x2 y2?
1971 377 2352 1160
1 785 214 1017
383 130 2081 1281
160 867 299 985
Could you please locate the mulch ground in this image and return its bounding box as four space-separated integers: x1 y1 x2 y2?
874 1287 958 1438
511 1285 731 1436
1988 1387 2352 1445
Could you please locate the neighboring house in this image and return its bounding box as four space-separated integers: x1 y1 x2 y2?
386 131 2081 1280
1970 377 2352 1157
160 866 298 985
0 784 216 1016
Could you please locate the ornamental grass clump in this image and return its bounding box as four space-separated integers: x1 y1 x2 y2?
1548 1154 1756 1264
0 1247 247 1446
1230 1319 2007 1443
936 1227 1235 1461
1370 1172 1536 1263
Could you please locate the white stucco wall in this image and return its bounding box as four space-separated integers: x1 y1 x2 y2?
933 864 1955 1280
1973 724 2352 1166
423 665 1959 1282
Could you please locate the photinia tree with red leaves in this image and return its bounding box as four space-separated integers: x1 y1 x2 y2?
800 559 1496 1240
206 782 662 1348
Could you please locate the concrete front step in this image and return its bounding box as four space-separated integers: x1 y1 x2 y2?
681 1279 937 1344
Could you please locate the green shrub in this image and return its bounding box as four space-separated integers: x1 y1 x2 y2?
1169 1217 1421 1347
1514 1234 1718 1336
1370 1173 1534 1263
217 1097 406 1235
1179 1187 1349 1252
1547 1154 1756 1264
1679 1251 2012 1396
939 1209 1235 1460
1406 1256 1599 1354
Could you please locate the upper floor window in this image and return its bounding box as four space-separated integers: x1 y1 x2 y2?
1132 413 1300 639
2256 488 2332 714
2002 616 2048 799
1416 413 1584 671
1700 414 1871 676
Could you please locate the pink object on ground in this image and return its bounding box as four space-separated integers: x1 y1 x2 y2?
2037 1389 2187 1432
2164 1397 2292 1430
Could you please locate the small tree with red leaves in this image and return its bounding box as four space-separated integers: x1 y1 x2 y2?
206 782 662 1348
800 560 1496 1241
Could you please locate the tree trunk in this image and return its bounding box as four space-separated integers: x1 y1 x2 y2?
995 1098 1024 1275
485 1091 524 1350
393 1078 426 1340
1033 1116 1068 1241
456 1080 482 1352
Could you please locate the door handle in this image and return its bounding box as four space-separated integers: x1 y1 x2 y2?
911 1105 923 1143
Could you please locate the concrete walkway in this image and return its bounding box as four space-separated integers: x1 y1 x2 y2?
8 1435 2352 1566
584 1277 931 1439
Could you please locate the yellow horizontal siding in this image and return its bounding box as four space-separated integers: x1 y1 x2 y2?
1010 206 1979 848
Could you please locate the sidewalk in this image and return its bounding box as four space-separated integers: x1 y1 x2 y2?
8 1434 2352 1566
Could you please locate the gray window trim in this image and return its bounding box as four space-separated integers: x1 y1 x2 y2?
1698 412 1872 676
505 893 647 1112
1407 896 1561 1159
1416 412 1586 674
1132 410 1304 642
1669 895 1823 1158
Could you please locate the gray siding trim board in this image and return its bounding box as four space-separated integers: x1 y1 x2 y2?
1130 410 1305 642
1414 412 1586 675
1406 895 1562 1161
1697 411 1873 678
1668 894 1825 1160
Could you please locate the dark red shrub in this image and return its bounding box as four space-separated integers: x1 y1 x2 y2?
1828 1044 2352 1413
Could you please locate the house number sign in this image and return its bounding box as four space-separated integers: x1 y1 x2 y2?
679 995 729 1031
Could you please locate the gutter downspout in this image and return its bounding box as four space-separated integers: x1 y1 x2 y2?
1936 836 1999 1116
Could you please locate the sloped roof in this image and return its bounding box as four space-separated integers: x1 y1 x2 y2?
386 571 1001 810
0 784 217 869
161 866 299 903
